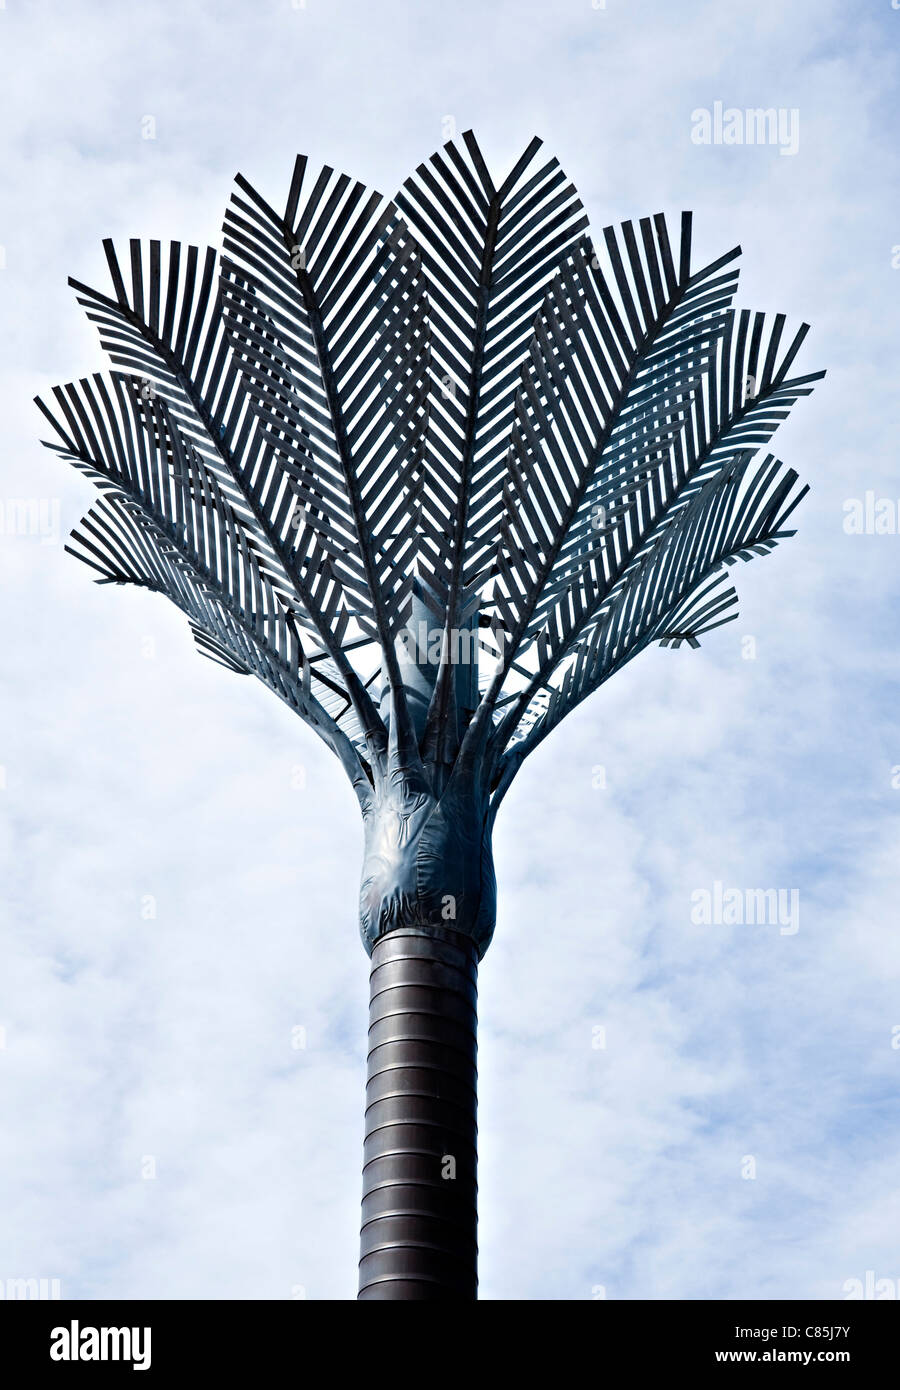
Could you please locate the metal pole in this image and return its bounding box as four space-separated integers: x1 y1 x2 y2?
358 927 478 1300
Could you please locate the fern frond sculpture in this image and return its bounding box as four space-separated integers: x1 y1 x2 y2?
38 132 823 1300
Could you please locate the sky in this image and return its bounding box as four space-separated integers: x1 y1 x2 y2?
1 0 899 1301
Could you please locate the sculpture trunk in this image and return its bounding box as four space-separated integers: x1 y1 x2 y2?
353 575 496 1297
358 927 479 1300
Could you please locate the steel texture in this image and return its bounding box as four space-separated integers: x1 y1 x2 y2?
359 928 478 1300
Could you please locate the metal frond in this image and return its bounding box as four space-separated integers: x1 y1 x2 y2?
38 137 822 812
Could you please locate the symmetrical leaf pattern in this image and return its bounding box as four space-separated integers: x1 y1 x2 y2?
37 132 822 811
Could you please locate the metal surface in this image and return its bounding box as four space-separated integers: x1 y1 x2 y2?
359 929 478 1301
39 131 823 1297
35 136 824 843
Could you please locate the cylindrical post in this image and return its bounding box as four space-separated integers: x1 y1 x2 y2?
358 927 479 1300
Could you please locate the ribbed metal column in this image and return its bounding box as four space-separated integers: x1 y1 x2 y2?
358 927 479 1300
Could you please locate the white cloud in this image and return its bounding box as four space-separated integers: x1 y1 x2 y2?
1 0 898 1300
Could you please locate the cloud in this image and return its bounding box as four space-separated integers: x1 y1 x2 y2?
1 0 898 1300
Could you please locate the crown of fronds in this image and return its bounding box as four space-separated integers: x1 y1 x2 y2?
37 132 823 807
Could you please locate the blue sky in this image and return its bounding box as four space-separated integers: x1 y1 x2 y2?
1 0 899 1300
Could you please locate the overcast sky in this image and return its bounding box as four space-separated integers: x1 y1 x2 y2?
1 0 899 1301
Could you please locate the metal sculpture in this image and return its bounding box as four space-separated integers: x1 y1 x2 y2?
36 132 823 1300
